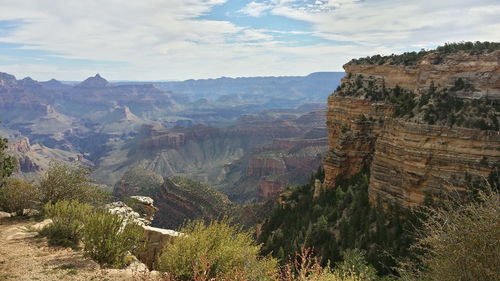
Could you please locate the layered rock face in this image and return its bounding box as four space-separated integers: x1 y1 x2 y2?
323 97 392 187
324 49 500 207
370 120 499 206
247 158 286 177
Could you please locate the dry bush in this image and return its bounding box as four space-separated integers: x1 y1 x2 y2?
397 190 500 281
0 178 39 215
39 162 109 205
280 248 379 281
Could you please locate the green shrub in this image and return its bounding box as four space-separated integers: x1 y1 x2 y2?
39 162 109 205
0 137 16 188
334 249 378 281
41 200 92 248
0 178 39 215
158 219 278 281
82 208 144 268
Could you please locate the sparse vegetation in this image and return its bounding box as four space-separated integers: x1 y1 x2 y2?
338 75 499 130
349 41 500 66
350 49 430 66
39 198 145 268
436 41 500 55
279 247 383 281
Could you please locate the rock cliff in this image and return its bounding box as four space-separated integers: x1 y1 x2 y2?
7 137 91 177
324 44 500 207
113 167 234 229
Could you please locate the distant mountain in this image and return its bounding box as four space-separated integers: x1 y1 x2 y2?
154 72 344 103
40 78 69 89
77 73 110 88
0 72 18 89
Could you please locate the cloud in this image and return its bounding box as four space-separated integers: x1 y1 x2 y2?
268 0 500 48
0 0 498 81
239 1 272 17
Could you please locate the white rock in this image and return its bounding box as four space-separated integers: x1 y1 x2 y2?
130 196 154 206
0 211 12 219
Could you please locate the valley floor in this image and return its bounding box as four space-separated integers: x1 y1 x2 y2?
0 217 146 281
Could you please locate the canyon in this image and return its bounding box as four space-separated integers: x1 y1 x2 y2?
323 49 500 207
1 71 339 204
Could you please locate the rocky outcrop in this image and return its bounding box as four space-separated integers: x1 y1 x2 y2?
324 47 500 207
106 201 144 223
258 179 285 199
113 168 233 229
7 137 31 153
323 97 392 187
247 158 286 177
139 226 181 269
102 197 181 269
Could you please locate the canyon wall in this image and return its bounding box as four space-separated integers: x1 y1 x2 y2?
324 50 500 207
323 97 392 188
7 137 90 177
370 120 499 206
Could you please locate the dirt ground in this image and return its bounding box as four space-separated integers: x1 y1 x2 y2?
0 216 156 281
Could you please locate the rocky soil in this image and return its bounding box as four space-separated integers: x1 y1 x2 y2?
0 216 153 281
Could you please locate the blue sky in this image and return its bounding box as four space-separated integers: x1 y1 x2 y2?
0 0 499 81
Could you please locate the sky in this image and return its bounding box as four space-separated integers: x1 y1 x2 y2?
0 0 499 81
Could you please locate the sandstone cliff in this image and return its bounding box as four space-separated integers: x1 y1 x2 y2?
324 45 500 207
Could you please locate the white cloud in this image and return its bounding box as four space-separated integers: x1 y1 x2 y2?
239 1 272 17
0 0 498 81
269 0 500 48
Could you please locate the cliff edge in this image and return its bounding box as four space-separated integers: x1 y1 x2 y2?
323 42 500 207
